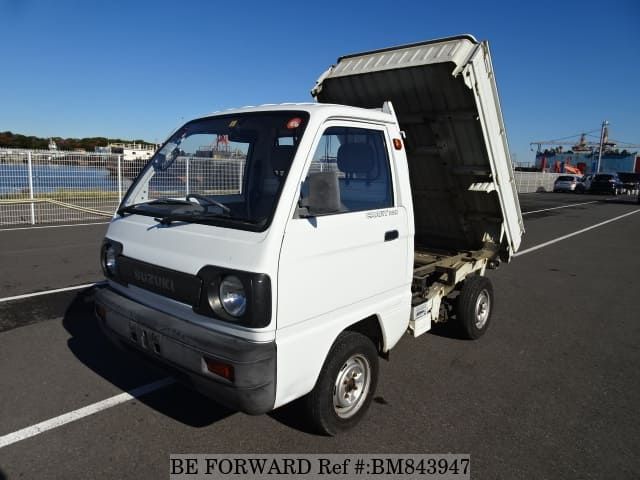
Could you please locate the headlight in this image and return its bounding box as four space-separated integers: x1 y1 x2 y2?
104 246 117 275
219 275 247 317
196 266 271 327
101 241 120 278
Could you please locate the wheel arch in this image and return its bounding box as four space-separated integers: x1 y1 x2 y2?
346 315 384 355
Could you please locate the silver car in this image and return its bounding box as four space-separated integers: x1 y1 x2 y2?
553 175 580 192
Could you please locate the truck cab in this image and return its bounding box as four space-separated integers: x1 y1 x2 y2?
95 35 523 435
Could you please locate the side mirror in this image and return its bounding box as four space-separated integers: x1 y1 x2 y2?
299 172 341 217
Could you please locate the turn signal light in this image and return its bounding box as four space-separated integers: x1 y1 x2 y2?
393 138 403 150
204 357 234 382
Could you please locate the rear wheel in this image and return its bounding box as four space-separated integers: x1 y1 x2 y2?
456 275 494 339
303 331 378 435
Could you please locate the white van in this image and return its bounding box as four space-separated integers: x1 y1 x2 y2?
95 35 524 435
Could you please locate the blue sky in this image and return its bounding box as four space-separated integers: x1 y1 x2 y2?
1 0 639 164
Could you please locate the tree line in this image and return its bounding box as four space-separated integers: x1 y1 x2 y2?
0 131 153 151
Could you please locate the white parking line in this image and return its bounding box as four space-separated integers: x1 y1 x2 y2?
522 200 599 215
515 208 640 257
0 221 110 232
0 282 106 303
0 378 175 449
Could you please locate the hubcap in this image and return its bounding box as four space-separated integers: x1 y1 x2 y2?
474 289 490 329
333 354 371 419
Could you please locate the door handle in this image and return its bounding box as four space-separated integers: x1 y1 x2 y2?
384 230 399 242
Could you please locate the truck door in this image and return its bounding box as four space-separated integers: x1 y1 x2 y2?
277 121 411 343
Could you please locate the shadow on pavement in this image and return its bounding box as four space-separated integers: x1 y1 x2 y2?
268 400 319 436
597 195 640 205
63 288 234 428
428 321 470 340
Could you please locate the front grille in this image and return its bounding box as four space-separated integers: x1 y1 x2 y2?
117 256 202 306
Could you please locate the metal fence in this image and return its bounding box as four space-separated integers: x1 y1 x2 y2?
149 156 245 198
0 148 597 229
513 171 567 193
0 149 248 228
0 149 130 227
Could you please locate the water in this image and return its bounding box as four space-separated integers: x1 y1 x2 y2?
0 164 121 195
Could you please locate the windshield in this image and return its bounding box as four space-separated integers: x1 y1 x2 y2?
119 111 309 231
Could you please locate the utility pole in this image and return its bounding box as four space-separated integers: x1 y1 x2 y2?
596 120 609 174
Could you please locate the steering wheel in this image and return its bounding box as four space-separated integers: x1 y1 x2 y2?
186 193 231 214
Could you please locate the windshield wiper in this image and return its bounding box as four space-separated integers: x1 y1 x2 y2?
154 212 258 228
153 212 208 225
117 198 194 216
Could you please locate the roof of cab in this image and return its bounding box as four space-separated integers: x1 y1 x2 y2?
196 102 398 125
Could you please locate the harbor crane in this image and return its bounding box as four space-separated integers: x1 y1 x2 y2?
531 121 640 173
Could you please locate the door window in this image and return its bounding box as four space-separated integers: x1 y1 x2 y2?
300 126 393 215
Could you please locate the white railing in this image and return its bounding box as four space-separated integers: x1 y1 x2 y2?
1 149 594 228
513 171 567 193
0 149 244 228
0 149 131 227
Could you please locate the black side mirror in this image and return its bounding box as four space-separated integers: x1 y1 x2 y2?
299 172 341 217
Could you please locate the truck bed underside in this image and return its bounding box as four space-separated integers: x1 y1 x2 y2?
412 247 494 301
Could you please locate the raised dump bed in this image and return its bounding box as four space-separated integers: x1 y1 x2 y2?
313 35 524 264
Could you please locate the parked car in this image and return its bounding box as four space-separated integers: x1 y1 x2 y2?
575 174 593 193
589 173 623 195
617 172 640 194
553 175 580 192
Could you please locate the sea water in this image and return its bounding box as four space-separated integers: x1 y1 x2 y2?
0 164 120 195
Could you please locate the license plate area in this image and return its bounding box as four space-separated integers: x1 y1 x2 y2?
129 320 162 355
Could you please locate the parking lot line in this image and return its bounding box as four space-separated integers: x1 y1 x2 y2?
0 378 174 449
515 208 640 257
522 200 599 215
0 282 106 303
0 221 110 232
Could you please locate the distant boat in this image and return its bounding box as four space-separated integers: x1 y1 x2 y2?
95 142 157 161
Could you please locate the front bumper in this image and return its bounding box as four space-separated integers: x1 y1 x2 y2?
94 286 276 415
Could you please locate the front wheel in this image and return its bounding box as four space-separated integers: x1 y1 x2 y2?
303 331 379 435
456 275 494 339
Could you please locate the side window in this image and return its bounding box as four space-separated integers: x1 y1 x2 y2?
300 126 393 215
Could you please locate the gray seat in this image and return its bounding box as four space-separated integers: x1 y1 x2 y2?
337 143 374 183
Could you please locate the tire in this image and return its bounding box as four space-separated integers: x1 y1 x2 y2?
456 275 494 339
303 331 379 436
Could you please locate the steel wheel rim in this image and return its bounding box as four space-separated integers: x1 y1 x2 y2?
333 354 371 419
474 289 490 329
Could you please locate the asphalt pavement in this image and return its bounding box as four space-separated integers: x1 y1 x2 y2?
0 194 639 480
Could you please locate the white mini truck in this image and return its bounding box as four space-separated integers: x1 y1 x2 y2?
95 35 524 435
